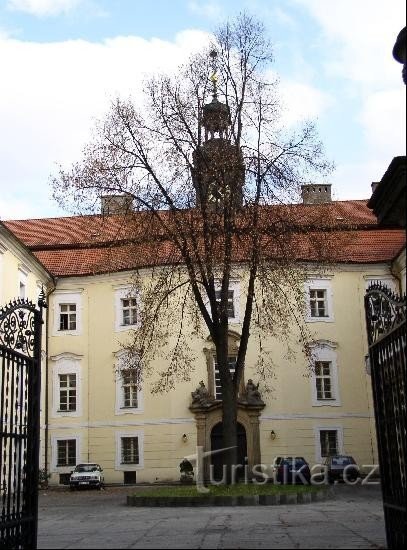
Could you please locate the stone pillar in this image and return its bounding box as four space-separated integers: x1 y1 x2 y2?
247 410 262 477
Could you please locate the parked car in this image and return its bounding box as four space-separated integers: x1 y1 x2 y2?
275 457 311 484
69 463 104 490
324 455 359 483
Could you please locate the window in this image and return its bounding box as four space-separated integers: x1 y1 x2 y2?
315 362 333 400
215 290 235 318
53 291 82 336
57 439 76 467
314 426 343 462
59 303 76 331
121 298 138 326
122 370 138 408
305 279 334 322
51 353 82 418
114 287 140 332
19 281 26 299
310 342 340 407
58 374 77 411
115 351 143 415
121 437 139 464
115 431 144 470
319 430 338 458
18 267 28 299
309 289 328 318
209 280 240 323
213 356 236 399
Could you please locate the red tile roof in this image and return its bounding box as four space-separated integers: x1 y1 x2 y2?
3 200 405 277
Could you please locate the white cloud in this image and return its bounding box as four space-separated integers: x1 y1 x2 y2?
187 1 223 20
358 88 406 157
7 0 82 17
0 31 211 219
295 0 406 87
331 160 392 201
294 0 406 199
279 80 334 126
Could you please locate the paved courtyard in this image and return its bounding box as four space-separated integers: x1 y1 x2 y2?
37 484 386 549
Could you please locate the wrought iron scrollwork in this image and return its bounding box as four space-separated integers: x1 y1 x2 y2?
0 298 39 357
365 282 406 345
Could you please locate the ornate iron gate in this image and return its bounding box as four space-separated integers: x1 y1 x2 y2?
0 295 45 550
365 283 406 550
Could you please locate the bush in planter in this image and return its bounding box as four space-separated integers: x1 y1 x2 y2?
179 459 194 484
38 468 51 489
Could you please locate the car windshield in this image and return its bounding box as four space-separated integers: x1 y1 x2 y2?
331 457 354 465
281 458 307 467
74 464 99 472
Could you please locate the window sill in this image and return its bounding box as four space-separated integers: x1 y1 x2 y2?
115 324 140 332
306 317 334 323
115 406 143 415
312 401 341 407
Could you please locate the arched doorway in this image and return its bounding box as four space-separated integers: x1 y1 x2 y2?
210 422 247 482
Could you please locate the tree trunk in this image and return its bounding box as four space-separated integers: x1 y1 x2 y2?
220 376 238 485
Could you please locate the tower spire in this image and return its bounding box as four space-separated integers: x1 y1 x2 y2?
209 49 219 100
201 49 230 141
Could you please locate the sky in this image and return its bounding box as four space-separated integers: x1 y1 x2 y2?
0 0 405 220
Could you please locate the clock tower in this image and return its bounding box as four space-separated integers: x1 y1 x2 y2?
192 51 245 210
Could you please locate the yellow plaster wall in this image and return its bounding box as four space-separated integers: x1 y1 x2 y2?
46 264 391 485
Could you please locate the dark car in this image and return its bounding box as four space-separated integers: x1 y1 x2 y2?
275 457 311 484
324 455 359 483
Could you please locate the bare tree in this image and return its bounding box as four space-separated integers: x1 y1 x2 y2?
52 13 338 482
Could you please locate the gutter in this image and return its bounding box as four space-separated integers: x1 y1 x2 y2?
44 282 56 478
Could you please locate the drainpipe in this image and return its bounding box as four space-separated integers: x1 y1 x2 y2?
44 282 56 478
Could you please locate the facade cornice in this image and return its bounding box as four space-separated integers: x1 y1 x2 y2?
0 221 53 284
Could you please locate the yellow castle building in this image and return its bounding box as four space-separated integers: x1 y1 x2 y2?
1 174 405 486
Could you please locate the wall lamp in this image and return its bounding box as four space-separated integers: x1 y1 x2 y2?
182 433 188 442
270 430 276 440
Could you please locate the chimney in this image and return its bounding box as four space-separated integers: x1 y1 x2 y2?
301 184 332 205
371 182 380 194
101 194 133 215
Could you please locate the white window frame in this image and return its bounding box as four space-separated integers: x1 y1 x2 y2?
213 356 237 400
208 280 240 324
51 353 82 418
314 426 343 463
304 278 334 323
115 351 144 415
52 291 82 336
114 286 140 332
18 266 29 299
115 431 144 471
310 342 341 407
51 435 81 473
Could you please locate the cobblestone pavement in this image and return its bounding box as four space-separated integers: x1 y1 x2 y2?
37 484 386 549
